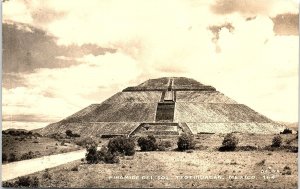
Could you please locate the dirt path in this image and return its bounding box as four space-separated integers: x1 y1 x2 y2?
2 149 86 181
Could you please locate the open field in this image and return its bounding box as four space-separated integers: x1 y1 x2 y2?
6 150 297 188
3 133 297 188
2 132 81 163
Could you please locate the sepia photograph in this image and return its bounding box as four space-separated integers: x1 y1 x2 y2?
1 0 299 188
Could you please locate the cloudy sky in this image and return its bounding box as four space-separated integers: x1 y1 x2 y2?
2 0 299 130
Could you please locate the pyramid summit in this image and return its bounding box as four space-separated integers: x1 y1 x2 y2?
38 77 284 137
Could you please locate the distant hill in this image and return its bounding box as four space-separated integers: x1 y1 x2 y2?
3 128 29 133
2 128 42 137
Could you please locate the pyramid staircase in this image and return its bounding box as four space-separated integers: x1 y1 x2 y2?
130 78 193 136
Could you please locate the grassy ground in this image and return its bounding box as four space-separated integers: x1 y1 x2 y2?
5 133 297 188
2 134 81 163
13 150 297 188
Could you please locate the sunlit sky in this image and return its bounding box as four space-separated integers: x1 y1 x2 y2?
2 0 299 130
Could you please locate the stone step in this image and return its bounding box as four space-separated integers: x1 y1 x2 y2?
178 122 193 135
155 102 175 122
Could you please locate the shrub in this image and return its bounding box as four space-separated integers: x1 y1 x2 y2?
72 133 81 137
14 176 39 187
284 145 298 153
164 140 172 148
8 153 17 162
85 145 119 164
219 133 239 151
157 145 166 151
272 135 282 147
42 169 52 180
65 129 80 137
177 133 195 151
256 159 266 166
282 166 292 175
157 140 172 151
138 135 157 151
2 181 16 187
66 130 73 137
71 166 79 171
280 128 292 134
98 146 119 164
85 145 99 164
2 153 7 162
20 151 35 160
33 133 42 138
107 136 135 156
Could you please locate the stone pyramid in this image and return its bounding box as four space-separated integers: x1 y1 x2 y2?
38 77 284 137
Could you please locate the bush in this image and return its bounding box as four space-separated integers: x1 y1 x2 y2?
98 146 119 164
85 145 119 164
65 129 80 138
219 133 239 151
107 136 135 156
2 153 7 162
8 153 17 162
256 159 266 166
5 176 39 187
177 133 195 151
20 151 35 160
157 140 172 151
137 135 157 151
280 128 292 134
42 169 52 180
2 181 16 187
85 145 99 164
282 166 292 175
72 133 81 137
272 135 282 147
66 130 73 137
71 166 79 171
33 133 42 138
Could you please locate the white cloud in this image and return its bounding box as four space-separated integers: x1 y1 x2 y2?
2 0 299 124
3 0 33 23
3 52 141 121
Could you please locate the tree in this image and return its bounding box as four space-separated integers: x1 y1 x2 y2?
85 145 119 164
65 130 73 137
220 133 239 151
85 145 99 164
177 133 195 151
137 135 157 151
107 136 135 156
272 135 282 147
